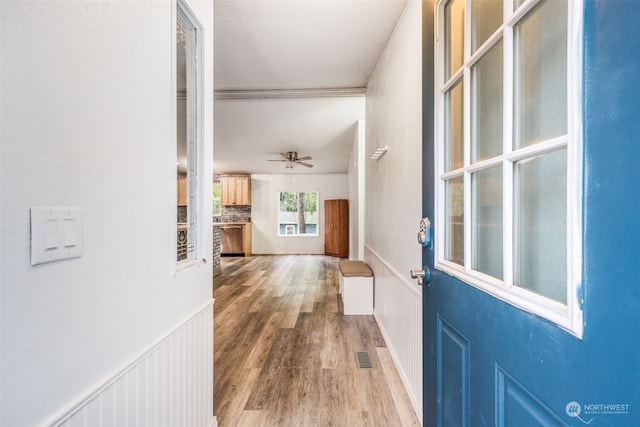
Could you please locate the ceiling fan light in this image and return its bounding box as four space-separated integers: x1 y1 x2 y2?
268 151 313 168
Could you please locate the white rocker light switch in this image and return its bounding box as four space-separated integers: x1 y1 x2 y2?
31 207 83 266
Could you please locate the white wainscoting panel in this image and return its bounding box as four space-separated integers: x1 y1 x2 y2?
365 246 423 423
48 300 216 427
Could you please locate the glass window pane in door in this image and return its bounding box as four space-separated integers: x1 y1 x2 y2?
514 149 567 303
471 0 502 52
446 82 464 170
445 0 465 78
446 176 465 265
514 0 567 149
472 39 503 162
177 10 198 262
472 167 503 279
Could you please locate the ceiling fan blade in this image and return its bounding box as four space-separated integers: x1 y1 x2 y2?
297 161 314 168
280 152 291 160
267 159 287 162
296 156 312 161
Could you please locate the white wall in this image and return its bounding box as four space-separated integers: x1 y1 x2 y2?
0 1 214 426
214 97 365 175
364 0 423 421
251 174 349 254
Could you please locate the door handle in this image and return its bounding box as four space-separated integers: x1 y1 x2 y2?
410 266 431 286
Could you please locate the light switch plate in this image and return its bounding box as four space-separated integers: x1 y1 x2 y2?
30 207 83 266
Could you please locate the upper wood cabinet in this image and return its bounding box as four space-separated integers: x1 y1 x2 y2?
220 175 251 206
177 176 187 206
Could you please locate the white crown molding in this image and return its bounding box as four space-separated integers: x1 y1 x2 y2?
214 87 366 100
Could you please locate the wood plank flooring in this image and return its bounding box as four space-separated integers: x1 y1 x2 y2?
213 255 420 426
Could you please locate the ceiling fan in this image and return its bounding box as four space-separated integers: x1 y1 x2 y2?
268 151 314 168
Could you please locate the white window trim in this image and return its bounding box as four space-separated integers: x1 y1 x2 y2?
175 0 205 270
434 0 584 337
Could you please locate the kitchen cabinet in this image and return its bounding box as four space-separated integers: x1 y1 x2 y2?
324 199 348 258
177 176 187 206
243 223 252 256
220 175 251 206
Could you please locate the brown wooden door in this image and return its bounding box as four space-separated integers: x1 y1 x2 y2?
324 199 348 258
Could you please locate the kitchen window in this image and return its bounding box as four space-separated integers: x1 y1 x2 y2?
435 0 583 336
277 191 319 236
176 0 203 263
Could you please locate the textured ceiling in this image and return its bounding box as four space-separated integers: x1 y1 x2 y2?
213 0 408 174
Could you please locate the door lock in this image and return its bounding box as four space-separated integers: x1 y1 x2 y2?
417 217 432 248
410 266 431 286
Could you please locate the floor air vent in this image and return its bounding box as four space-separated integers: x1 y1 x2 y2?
356 351 373 369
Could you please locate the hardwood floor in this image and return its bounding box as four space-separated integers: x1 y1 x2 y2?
213 255 420 426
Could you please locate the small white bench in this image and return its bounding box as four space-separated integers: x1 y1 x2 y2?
338 260 374 315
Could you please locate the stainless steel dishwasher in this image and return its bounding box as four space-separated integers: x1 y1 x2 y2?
220 225 244 256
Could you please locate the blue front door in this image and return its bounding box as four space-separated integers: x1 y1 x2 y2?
422 1 640 426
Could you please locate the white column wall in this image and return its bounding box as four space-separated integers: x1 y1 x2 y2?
348 120 366 260
0 1 214 425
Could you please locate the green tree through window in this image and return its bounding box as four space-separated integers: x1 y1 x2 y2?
212 182 221 216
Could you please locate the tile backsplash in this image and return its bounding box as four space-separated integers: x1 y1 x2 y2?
213 226 221 273
180 206 250 223
216 205 251 223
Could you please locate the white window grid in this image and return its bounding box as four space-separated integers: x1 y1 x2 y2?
434 0 584 337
